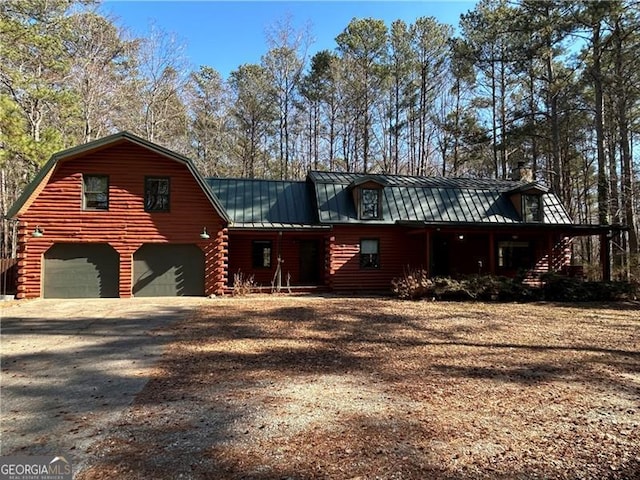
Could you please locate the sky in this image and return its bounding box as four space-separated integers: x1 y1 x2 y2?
100 1 478 80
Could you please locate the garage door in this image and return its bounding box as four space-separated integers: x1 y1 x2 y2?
44 243 119 298
133 244 204 297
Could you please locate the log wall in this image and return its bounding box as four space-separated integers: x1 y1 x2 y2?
329 225 426 291
16 141 226 298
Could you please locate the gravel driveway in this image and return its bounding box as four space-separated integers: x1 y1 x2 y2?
0 297 206 471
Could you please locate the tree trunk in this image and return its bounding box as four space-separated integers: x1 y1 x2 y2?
592 21 609 225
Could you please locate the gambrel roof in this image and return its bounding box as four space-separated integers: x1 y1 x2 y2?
7 131 230 222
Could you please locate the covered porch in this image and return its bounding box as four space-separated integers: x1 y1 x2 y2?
400 222 616 283
226 228 331 292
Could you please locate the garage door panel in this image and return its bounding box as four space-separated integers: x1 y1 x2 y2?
133 244 204 297
44 244 119 298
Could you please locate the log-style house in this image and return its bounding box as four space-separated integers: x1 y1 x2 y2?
7 132 613 298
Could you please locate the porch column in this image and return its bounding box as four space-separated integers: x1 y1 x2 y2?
488 232 496 275
600 232 611 281
425 229 431 275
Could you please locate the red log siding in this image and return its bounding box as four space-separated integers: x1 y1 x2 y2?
16 142 226 298
227 232 325 287
329 226 426 291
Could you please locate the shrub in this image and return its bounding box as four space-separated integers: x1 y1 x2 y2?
391 267 434 300
391 271 538 301
232 270 255 296
392 269 639 303
541 274 638 302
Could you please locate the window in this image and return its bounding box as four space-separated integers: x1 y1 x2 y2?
360 188 381 219
145 177 170 211
252 240 272 268
522 194 543 222
83 175 109 210
498 241 532 269
360 239 379 269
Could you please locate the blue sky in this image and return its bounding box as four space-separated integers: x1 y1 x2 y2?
101 1 478 79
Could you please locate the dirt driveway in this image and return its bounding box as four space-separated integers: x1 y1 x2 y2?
0 297 206 469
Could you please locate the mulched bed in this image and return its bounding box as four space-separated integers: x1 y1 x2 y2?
77 296 640 479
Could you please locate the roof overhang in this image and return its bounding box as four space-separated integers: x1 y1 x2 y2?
228 223 332 232
395 220 623 235
7 131 230 222
348 175 389 190
506 182 549 194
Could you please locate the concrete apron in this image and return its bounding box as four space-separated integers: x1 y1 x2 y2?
0 297 207 472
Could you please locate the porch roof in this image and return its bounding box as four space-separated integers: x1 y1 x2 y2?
206 177 320 229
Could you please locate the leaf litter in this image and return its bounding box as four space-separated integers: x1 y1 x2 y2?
77 297 640 479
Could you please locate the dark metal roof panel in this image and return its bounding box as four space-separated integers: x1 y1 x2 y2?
309 170 525 190
207 178 317 227
543 195 572 224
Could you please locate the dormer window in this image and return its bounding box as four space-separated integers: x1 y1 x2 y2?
360 188 381 220
522 194 543 222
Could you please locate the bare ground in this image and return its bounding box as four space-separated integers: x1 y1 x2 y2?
77 296 640 480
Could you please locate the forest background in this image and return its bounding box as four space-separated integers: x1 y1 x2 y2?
1 0 638 279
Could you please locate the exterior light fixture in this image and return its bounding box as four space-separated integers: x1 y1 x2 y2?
199 227 210 240
32 226 44 238
458 234 464 240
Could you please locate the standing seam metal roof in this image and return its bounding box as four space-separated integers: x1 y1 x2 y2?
308 171 573 225
206 178 320 228
206 171 574 228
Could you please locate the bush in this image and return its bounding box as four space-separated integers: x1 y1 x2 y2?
541 274 638 302
391 271 537 301
232 270 255 296
391 267 434 300
391 270 638 302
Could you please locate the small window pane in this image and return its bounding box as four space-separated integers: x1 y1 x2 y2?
361 239 379 254
498 241 531 269
83 175 109 210
523 195 542 222
145 177 170 211
252 241 272 268
360 239 379 269
361 189 380 219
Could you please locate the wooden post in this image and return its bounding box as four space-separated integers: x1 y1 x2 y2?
601 232 611 281
488 232 496 275
425 229 431 276
547 234 554 274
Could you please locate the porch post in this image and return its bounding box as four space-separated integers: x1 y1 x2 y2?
488 231 496 275
425 229 431 276
600 232 611 281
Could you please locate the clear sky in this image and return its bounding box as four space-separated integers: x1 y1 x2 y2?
101 1 478 79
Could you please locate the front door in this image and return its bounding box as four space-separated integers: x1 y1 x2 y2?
431 234 450 277
299 240 320 284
